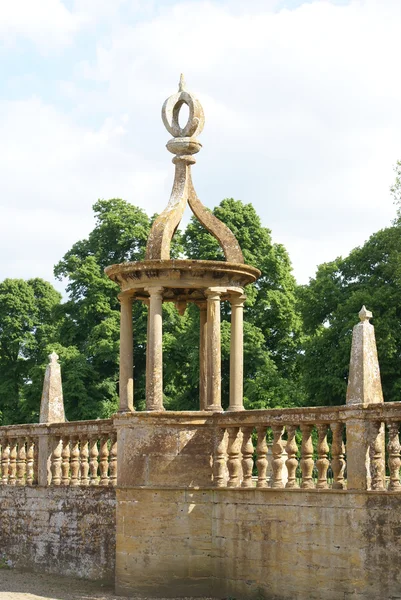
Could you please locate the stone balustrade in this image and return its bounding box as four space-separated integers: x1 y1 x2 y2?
0 425 40 486
47 420 117 487
213 406 346 490
4 402 401 492
210 401 401 492
358 401 401 492
0 420 117 487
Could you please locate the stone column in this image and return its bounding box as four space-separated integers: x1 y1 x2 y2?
228 294 246 412
346 306 385 490
146 286 164 411
205 289 222 411
118 295 134 412
198 301 208 410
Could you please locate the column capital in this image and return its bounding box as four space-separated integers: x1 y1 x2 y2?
230 294 246 307
205 288 222 301
145 286 164 298
118 293 133 305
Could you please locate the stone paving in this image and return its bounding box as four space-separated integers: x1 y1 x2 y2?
0 569 216 600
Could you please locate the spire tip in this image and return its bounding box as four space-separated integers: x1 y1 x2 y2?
359 305 372 322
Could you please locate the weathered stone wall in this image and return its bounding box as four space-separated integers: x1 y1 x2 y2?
116 487 401 600
0 487 116 582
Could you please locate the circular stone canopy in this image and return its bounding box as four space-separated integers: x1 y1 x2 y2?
105 259 260 303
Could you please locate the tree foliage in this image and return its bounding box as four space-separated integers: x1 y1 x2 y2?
0 197 302 423
0 278 61 424
298 221 401 405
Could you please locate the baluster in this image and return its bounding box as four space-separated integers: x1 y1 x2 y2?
33 439 39 485
227 427 242 488
70 437 80 486
256 426 268 488
51 437 62 485
285 424 299 488
109 433 117 487
89 436 99 485
16 439 27 486
61 436 70 486
330 422 346 489
316 424 330 489
80 437 89 486
300 424 315 489
271 425 285 488
26 438 35 486
387 422 401 491
1 439 9 485
99 435 110 486
369 421 385 491
241 427 254 488
9 439 17 486
213 428 228 488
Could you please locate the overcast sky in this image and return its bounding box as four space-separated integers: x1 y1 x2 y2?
1 0 400 292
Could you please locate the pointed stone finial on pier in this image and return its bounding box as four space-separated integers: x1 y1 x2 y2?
346 306 383 406
39 352 66 423
346 307 385 490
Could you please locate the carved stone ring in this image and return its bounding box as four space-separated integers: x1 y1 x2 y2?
162 74 204 140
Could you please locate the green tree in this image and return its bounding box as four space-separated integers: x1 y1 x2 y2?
391 159 401 212
54 197 304 416
0 278 61 424
53 199 151 419
175 199 304 409
299 221 401 405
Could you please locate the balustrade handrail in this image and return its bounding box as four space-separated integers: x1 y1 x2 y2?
343 401 401 422
215 405 345 426
0 423 45 437
46 418 114 436
0 418 114 438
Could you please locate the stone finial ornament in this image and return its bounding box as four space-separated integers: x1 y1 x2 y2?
359 305 372 322
39 351 66 424
145 74 244 263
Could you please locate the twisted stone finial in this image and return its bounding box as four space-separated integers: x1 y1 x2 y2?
359 305 372 322
145 77 244 263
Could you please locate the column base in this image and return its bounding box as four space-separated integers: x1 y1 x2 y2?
205 405 224 412
145 406 166 412
117 408 135 414
226 405 244 412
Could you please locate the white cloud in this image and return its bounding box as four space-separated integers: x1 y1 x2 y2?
0 0 81 48
1 0 401 286
0 97 168 286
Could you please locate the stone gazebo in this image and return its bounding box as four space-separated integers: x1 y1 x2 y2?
106 76 260 413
